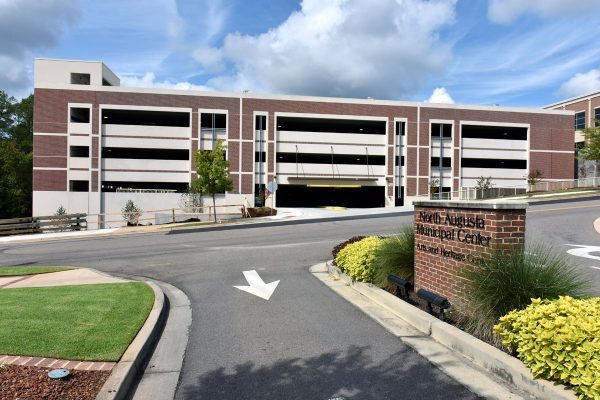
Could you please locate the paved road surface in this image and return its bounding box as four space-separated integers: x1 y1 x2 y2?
1 198 599 399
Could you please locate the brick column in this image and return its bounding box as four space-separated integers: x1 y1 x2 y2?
413 200 527 301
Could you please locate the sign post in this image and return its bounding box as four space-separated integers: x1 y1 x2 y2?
266 177 278 215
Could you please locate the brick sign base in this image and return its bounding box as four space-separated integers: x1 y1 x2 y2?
413 200 527 302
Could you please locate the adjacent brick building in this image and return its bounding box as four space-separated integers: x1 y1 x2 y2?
33 59 574 223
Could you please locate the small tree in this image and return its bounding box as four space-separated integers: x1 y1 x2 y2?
194 140 233 222
475 176 493 199
180 176 203 213
54 205 69 231
122 200 142 226
429 177 440 199
579 121 600 163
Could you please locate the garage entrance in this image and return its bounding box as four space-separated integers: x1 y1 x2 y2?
276 184 385 208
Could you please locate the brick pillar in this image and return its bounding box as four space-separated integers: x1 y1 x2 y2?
413 200 527 302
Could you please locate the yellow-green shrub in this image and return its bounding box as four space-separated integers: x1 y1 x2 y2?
335 237 383 282
494 296 600 399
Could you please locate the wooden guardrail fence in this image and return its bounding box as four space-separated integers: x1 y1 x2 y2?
0 214 87 237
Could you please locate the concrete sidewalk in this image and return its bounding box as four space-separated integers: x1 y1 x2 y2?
0 268 127 289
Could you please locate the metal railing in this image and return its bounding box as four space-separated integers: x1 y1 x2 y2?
428 177 600 201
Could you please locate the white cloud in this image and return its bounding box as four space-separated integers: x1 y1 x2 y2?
195 0 457 99
426 87 454 104
0 0 79 96
558 69 600 98
120 72 213 92
488 0 598 23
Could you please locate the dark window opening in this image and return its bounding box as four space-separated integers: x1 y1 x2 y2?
101 181 188 192
395 156 405 166
430 157 452 168
575 111 586 130
255 152 267 163
594 108 600 127
71 73 90 85
201 113 226 129
461 158 526 169
69 180 89 192
276 152 385 165
431 123 452 138
102 109 190 127
102 147 189 160
395 121 406 136
70 107 90 123
394 186 404 206
276 117 386 135
70 146 89 158
255 115 267 131
462 125 527 141
276 184 385 208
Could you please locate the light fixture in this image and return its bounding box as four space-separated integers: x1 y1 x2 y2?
417 288 450 320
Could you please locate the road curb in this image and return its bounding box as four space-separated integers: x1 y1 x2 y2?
96 281 167 400
594 217 600 234
316 261 577 400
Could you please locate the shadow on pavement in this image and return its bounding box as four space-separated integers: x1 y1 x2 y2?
178 345 482 400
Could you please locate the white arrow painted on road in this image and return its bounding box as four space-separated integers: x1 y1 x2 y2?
566 244 600 262
234 270 279 300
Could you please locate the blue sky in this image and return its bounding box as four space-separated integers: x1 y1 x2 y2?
1 0 600 107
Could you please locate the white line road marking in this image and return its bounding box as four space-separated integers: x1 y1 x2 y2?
233 270 280 300
565 244 600 262
591 266 600 271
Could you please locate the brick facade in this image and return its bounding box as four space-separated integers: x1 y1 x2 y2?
413 201 526 301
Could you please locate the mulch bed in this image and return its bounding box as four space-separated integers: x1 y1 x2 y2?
0 364 110 400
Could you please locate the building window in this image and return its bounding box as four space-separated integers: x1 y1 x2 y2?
70 146 89 158
200 113 227 129
276 116 386 135
595 108 600 127
395 121 405 136
102 147 189 160
431 123 452 138
102 109 190 127
69 180 89 192
430 157 451 168
575 111 586 130
276 152 385 165
70 107 90 123
70 73 91 85
461 125 527 141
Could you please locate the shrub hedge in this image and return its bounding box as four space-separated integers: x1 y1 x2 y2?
335 237 383 282
372 226 415 290
494 296 600 400
331 236 366 266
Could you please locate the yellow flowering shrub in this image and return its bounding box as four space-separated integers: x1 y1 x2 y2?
494 296 600 399
335 236 383 282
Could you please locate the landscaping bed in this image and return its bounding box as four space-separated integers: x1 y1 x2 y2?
331 231 599 399
0 364 109 400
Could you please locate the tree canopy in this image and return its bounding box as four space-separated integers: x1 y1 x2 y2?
0 91 33 218
194 140 233 222
579 122 600 161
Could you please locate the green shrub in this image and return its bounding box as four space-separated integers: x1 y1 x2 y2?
372 226 414 290
331 236 366 265
335 237 383 282
457 243 589 346
122 200 142 226
494 297 600 399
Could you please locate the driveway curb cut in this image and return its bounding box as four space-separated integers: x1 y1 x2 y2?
96 281 167 400
313 261 577 400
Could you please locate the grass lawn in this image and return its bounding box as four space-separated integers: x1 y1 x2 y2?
0 266 75 277
0 282 154 361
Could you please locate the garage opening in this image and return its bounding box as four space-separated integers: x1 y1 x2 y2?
276 184 385 208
